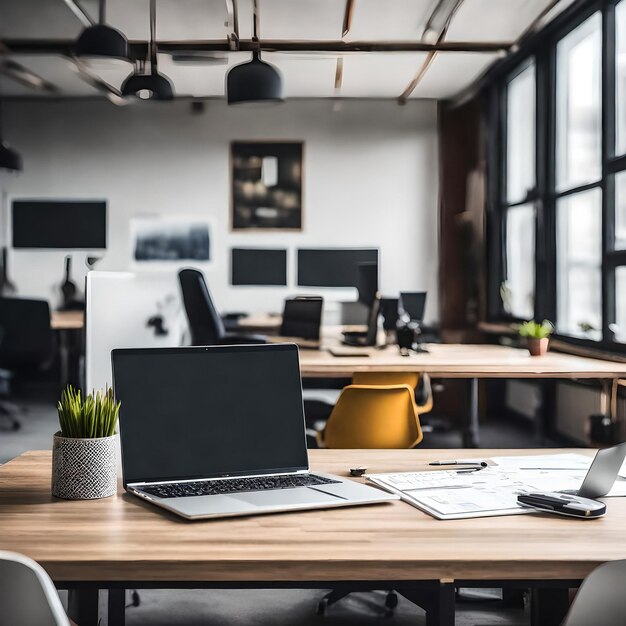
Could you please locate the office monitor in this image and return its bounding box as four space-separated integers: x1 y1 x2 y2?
297 248 379 288
231 248 287 286
12 200 107 249
357 263 378 306
400 292 427 323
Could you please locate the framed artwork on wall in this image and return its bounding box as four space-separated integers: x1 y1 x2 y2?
131 216 211 264
230 141 303 231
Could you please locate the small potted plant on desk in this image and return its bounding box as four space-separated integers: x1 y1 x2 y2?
52 386 120 500
518 319 554 357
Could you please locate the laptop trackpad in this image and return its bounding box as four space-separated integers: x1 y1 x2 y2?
232 487 340 508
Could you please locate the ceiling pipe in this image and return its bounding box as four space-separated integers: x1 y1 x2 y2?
3 38 512 56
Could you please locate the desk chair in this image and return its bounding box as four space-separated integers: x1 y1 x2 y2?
352 372 433 415
316 383 423 615
0 551 71 625
317 384 423 449
178 269 266 345
562 560 626 626
0 297 53 431
280 296 323 341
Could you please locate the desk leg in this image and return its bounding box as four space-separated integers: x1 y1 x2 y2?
108 588 126 626
530 587 570 626
401 582 455 626
463 378 480 448
68 588 99 626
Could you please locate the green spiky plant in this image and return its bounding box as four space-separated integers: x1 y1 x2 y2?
518 319 554 340
57 385 120 438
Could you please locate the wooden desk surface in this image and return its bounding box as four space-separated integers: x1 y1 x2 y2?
1 449 625 583
299 343 626 378
50 310 84 330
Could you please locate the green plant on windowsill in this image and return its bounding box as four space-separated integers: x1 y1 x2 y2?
517 320 554 356
57 385 120 439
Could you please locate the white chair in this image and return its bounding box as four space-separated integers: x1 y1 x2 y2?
562 560 626 626
0 551 70 626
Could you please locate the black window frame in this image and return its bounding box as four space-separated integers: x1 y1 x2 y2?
486 0 626 355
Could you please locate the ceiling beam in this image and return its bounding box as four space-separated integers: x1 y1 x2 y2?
397 0 466 103
342 0 356 38
3 38 511 57
61 0 95 27
0 59 58 93
224 0 240 50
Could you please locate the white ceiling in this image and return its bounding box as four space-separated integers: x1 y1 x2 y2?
0 0 558 101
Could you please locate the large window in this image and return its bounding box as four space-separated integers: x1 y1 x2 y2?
491 1 626 353
502 62 536 320
556 14 602 191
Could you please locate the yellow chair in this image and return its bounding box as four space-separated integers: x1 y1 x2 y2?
352 371 434 415
318 384 423 449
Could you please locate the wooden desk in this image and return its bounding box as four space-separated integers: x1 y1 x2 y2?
0 448 622 626
50 310 84 330
299 343 626 447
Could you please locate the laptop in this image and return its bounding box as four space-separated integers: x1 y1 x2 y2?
111 343 398 520
560 442 626 498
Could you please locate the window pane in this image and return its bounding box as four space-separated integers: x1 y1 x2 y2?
556 188 602 340
556 13 602 191
615 170 626 249
614 267 626 343
506 63 536 204
503 204 535 319
617 1 626 155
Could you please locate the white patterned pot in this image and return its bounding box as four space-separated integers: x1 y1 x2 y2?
51 431 117 500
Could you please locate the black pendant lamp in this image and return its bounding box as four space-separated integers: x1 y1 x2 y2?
121 0 173 101
0 100 22 172
226 0 282 105
75 0 130 66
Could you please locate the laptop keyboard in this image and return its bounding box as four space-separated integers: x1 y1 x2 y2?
139 474 341 499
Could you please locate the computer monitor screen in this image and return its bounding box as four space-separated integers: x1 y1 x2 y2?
12 200 107 249
297 248 379 287
357 263 378 306
112 345 308 484
400 292 427 323
230 248 287 286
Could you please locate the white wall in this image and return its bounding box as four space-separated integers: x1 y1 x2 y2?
1 98 439 320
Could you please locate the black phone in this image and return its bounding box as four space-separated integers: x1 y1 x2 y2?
517 492 606 519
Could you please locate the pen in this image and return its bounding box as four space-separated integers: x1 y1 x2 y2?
429 461 488 467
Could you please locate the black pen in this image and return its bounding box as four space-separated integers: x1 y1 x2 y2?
429 460 488 467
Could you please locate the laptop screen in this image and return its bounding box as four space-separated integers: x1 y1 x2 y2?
112 344 308 485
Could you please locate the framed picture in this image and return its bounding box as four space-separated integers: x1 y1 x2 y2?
131 216 211 264
230 141 303 231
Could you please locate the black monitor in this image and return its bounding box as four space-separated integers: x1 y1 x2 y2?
231 248 287 286
400 292 427 323
357 263 378 306
12 200 107 249
280 296 323 341
297 248 379 288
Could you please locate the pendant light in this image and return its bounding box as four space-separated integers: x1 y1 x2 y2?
121 0 174 101
75 0 130 67
226 0 283 105
0 99 22 172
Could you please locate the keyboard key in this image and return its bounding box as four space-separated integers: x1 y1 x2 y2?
139 474 340 499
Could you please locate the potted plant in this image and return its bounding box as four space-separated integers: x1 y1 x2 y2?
52 386 120 500
518 320 554 356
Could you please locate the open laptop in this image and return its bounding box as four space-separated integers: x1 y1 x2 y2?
111 343 397 520
561 442 626 498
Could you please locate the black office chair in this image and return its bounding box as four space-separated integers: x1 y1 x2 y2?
178 269 266 346
280 296 323 341
0 297 53 431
